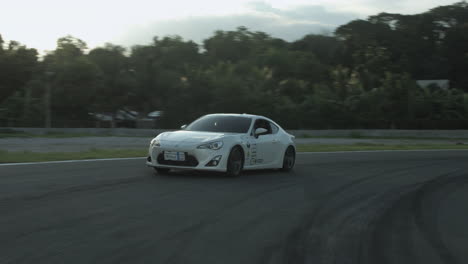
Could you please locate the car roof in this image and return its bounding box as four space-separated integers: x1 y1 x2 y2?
203 113 282 127
200 113 284 131
204 113 269 120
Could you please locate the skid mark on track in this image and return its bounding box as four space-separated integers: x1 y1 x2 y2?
369 171 468 264
160 181 301 264
281 161 454 264
0 176 147 204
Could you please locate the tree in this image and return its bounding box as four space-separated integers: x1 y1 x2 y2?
203 27 287 65
41 36 100 126
129 36 201 126
291 34 344 66
88 44 137 127
0 40 38 104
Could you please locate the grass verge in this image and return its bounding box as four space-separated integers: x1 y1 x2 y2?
0 149 146 163
0 129 151 138
297 134 468 141
0 132 113 138
1 143 468 163
0 129 465 141
296 143 468 152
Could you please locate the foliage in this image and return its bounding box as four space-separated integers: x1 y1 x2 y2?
1 2 468 128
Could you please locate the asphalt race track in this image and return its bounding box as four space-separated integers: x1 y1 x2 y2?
1 151 468 264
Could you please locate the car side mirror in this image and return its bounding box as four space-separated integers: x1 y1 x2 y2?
255 128 268 138
180 124 187 130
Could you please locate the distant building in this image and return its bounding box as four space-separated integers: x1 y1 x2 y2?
416 80 450 90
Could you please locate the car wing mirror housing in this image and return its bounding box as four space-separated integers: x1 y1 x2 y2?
255 128 268 137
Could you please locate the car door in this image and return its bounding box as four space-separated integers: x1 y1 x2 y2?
267 121 283 165
250 119 282 166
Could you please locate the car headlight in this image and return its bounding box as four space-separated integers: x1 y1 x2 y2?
150 138 161 147
197 141 223 150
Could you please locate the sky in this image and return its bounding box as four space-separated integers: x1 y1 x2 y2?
0 0 458 53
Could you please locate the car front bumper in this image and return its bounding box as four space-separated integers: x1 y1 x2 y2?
146 145 228 172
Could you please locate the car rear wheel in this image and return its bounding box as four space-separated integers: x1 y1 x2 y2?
226 147 243 177
154 167 170 174
281 146 295 172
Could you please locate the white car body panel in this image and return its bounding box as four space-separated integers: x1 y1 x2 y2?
146 114 295 173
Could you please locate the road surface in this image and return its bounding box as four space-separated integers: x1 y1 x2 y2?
1 151 467 264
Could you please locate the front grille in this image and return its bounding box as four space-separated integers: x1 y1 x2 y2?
157 152 199 167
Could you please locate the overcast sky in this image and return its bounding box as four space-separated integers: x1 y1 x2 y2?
0 0 458 53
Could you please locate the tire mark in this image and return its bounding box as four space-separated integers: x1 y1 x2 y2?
0 177 147 204
369 171 466 264
161 181 301 264
281 162 447 264
412 174 468 264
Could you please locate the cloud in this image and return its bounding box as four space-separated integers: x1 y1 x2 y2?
248 1 358 25
1 0 458 53
329 0 459 16
116 2 359 47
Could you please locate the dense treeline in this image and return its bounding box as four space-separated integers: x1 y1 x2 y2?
1 2 468 129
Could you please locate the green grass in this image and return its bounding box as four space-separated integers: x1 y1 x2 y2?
0 132 153 138
296 143 468 152
0 132 108 138
1 143 468 163
0 128 152 138
0 148 146 163
297 134 468 141
0 128 465 141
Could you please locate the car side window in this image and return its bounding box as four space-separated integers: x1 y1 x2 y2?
270 122 279 134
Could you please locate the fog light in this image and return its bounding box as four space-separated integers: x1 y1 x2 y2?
206 155 222 167
147 156 152 162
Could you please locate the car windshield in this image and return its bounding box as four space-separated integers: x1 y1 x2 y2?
185 115 252 133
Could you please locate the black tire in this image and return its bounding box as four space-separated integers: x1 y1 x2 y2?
281 146 295 172
154 167 170 174
226 147 244 177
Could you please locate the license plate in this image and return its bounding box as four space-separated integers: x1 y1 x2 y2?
164 151 186 161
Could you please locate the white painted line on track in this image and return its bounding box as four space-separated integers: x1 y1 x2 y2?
0 157 145 166
1 149 467 166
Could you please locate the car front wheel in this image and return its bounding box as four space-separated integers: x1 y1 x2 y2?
226 147 243 177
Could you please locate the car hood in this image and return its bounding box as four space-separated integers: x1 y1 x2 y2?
158 130 229 143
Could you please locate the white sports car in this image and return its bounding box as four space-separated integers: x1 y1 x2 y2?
146 113 296 176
